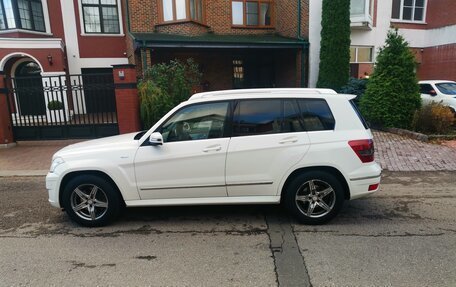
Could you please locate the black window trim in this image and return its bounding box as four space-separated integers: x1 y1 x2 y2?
81 0 120 34
0 0 46 32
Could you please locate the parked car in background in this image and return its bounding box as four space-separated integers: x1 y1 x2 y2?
419 80 456 113
46 89 381 227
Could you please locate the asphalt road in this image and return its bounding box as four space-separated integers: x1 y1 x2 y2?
1 171 455 286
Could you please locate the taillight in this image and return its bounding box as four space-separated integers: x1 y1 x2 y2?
348 139 374 163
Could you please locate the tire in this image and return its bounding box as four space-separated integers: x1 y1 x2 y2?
284 171 345 225
61 174 123 227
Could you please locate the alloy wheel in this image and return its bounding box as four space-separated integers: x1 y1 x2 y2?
295 179 336 218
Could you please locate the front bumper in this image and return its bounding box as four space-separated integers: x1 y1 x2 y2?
46 172 61 208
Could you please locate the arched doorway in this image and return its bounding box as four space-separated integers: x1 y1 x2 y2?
14 61 46 116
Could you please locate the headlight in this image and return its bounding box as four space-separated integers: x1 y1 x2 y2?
50 157 65 173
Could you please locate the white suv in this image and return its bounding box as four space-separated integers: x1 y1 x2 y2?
46 89 381 227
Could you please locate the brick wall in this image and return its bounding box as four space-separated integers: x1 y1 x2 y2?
392 0 456 30
417 43 456 81
128 0 309 38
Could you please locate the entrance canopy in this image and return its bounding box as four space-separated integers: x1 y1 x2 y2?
132 33 308 49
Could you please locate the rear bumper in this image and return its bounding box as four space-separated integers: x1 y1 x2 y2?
348 163 382 200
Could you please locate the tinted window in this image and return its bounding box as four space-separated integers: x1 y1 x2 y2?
161 102 229 142
283 99 305 133
298 99 335 131
233 99 281 136
419 84 434 94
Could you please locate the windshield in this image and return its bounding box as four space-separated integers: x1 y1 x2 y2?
435 82 456 95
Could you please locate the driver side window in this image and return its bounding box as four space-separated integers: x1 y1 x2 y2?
160 102 229 143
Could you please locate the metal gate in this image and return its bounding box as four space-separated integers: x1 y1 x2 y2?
4 73 119 140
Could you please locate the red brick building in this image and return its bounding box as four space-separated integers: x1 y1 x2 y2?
0 0 141 143
125 0 309 90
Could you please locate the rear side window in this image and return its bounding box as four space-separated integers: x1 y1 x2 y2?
283 100 305 133
298 99 335 131
232 98 335 137
233 99 282 136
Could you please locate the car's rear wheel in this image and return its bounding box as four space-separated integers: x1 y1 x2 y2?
62 175 123 227
284 171 345 225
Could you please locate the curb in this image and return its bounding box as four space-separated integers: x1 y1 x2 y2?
383 128 429 142
0 170 48 177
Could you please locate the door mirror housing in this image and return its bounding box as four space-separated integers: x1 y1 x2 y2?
429 90 437 96
149 132 163 146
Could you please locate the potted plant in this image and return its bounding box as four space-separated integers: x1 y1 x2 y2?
47 100 66 123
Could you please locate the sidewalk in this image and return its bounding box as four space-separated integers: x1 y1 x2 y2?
1 131 456 177
0 140 81 177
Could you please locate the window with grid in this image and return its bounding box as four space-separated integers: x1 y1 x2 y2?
391 0 426 22
160 0 204 23
81 0 120 34
232 0 272 27
0 0 45 32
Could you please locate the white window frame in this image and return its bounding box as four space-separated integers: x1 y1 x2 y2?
350 46 374 63
77 0 124 37
391 0 427 24
350 0 374 28
0 0 51 35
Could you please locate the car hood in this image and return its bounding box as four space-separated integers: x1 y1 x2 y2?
54 132 140 159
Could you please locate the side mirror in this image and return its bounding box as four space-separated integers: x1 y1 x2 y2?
429 90 437 96
149 132 163 146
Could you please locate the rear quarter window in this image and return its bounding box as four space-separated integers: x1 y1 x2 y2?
298 99 335 131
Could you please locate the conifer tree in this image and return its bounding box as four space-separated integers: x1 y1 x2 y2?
317 0 351 91
359 30 421 128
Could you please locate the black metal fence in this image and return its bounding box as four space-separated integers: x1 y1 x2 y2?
5 73 119 140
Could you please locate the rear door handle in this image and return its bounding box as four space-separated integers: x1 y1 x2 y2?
279 137 298 144
203 145 222 152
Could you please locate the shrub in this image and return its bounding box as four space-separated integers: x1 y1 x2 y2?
138 59 202 129
339 78 368 104
359 29 421 129
412 102 455 134
316 0 351 91
47 100 64 110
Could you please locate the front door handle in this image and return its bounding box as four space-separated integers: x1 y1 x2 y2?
279 137 298 144
203 145 222 152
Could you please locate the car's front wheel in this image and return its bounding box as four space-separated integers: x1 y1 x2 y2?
61 175 123 227
284 171 345 225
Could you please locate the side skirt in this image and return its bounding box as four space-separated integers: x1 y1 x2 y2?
125 196 281 207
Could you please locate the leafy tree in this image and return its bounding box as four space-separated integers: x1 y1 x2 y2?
317 0 351 91
138 59 202 129
359 30 421 128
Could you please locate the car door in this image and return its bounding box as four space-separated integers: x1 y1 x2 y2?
225 98 310 197
134 101 230 200
420 83 437 105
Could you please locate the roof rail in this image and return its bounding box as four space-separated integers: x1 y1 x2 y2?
189 88 337 100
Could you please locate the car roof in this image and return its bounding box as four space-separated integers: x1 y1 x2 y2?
419 80 456 84
188 88 355 102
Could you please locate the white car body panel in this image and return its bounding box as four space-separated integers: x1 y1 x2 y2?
46 88 381 211
135 138 230 199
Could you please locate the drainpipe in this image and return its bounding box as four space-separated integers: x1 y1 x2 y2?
297 0 301 39
297 0 307 87
125 0 147 73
